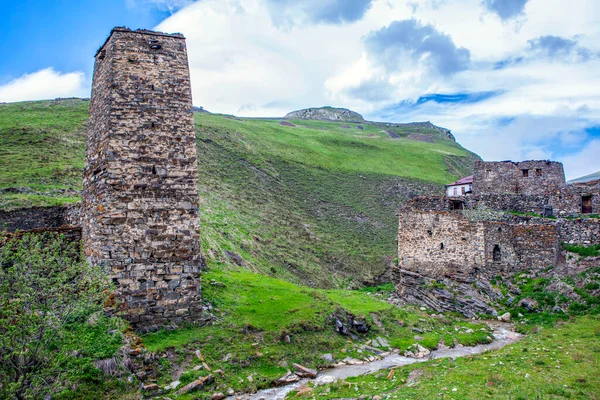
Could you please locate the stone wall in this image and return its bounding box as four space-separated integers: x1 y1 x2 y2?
554 179 600 216
558 218 600 245
473 160 565 196
405 191 597 217
395 209 562 316
469 194 550 214
82 27 203 332
0 204 80 232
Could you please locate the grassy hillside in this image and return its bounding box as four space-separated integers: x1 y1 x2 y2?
0 99 478 287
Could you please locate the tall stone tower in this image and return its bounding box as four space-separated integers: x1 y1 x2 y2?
82 27 203 331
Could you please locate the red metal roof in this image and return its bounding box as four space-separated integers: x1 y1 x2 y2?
446 175 473 186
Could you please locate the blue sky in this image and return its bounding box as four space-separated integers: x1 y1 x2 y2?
0 0 177 85
1 0 599 179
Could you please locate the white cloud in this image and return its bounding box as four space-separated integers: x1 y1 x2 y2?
151 0 600 177
561 140 600 180
126 0 196 13
0 68 88 103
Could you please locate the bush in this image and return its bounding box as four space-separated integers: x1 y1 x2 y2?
563 244 600 258
0 232 120 399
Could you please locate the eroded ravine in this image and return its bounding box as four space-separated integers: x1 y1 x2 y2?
237 321 522 400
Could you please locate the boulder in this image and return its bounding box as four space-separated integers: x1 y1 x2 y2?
498 312 511 322
275 372 301 386
292 363 317 378
404 344 430 359
176 375 214 395
519 298 539 311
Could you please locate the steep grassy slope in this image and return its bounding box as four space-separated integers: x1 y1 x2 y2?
0 99 86 209
194 113 478 286
0 99 478 286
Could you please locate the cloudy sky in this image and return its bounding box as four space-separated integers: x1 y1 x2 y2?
1 0 599 179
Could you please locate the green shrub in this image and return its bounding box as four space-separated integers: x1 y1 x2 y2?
563 244 600 258
0 232 121 399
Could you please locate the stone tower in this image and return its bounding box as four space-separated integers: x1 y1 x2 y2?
82 27 203 331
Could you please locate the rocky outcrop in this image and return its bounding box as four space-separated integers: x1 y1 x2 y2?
284 107 364 122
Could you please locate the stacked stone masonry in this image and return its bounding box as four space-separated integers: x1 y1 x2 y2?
472 160 565 196
82 28 203 332
395 159 599 316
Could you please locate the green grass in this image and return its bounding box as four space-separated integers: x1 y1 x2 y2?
0 99 477 287
194 113 476 286
140 266 491 398
507 210 557 219
0 99 87 208
564 243 600 257
304 316 600 399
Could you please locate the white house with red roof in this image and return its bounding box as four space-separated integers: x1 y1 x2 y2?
446 175 473 197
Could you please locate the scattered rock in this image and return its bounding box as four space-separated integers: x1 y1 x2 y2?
498 312 511 322
284 107 365 122
142 383 160 392
222 353 233 362
247 375 254 383
295 387 313 397
404 344 431 359
315 375 337 385
176 375 214 395
375 337 390 347
193 365 202 371
519 298 539 311
292 363 317 378
362 345 385 355
275 372 301 386
227 388 235 396
195 350 204 361
320 353 334 363
212 392 226 400
412 327 423 334
414 335 424 341
164 380 181 390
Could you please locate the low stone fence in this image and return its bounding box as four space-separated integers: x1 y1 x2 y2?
0 203 81 232
558 218 600 245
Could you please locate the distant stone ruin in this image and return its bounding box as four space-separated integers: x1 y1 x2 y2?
394 159 600 317
82 27 203 331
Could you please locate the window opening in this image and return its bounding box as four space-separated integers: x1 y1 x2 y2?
582 195 593 214
493 245 501 262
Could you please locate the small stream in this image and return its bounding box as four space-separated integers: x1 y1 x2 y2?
238 321 522 400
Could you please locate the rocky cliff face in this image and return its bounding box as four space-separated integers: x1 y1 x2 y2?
285 107 365 122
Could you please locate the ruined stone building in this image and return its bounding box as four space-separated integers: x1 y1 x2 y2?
472 160 565 196
394 160 600 316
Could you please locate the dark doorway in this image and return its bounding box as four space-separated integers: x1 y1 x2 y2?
582 195 592 214
450 200 464 210
493 245 501 262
